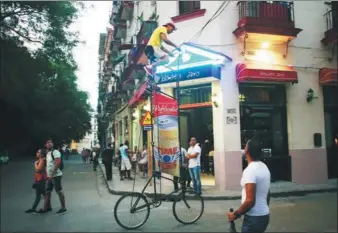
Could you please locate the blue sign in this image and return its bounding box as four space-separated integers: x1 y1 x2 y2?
143 125 152 131
155 64 222 84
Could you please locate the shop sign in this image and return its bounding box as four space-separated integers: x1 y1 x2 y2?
155 64 221 84
152 91 180 177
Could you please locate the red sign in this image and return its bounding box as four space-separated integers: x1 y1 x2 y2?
152 92 180 177
153 92 179 117
236 63 298 83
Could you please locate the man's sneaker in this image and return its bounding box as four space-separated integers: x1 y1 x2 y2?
56 208 67 214
143 65 153 76
25 209 37 214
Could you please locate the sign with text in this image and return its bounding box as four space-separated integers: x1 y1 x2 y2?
152 92 180 177
155 64 221 84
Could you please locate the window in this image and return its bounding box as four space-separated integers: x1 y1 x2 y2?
174 84 211 105
179 1 200 15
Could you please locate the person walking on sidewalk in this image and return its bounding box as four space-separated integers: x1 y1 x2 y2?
101 143 114 181
25 149 47 214
39 139 67 214
119 141 133 181
227 139 271 233
186 137 202 195
173 147 188 191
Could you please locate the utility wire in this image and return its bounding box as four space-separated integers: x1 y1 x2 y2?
191 1 230 43
189 1 230 43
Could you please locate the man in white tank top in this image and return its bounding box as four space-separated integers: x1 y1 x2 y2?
228 139 271 233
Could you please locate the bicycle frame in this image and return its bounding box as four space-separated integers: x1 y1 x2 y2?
131 171 187 213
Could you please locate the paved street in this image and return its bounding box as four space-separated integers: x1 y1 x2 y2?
1 155 337 232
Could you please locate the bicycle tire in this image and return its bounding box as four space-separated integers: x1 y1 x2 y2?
172 190 204 224
114 192 150 230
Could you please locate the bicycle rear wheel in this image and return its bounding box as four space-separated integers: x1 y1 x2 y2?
114 192 150 230
172 189 204 224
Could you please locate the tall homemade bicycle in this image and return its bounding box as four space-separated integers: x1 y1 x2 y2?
113 170 204 230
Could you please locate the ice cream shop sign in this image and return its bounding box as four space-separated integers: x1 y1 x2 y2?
154 42 232 84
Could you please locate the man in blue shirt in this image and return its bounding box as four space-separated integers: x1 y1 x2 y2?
119 142 133 181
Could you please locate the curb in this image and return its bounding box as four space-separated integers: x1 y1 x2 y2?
99 163 337 201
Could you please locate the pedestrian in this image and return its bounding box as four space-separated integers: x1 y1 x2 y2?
101 143 114 181
39 139 67 214
173 147 188 191
119 141 133 181
138 145 148 177
131 145 138 174
25 148 47 214
186 137 202 195
92 146 100 171
64 146 70 160
227 139 271 233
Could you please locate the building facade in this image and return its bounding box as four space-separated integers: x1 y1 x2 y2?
99 1 337 190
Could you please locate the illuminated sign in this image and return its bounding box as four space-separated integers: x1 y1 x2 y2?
154 43 232 84
155 64 222 84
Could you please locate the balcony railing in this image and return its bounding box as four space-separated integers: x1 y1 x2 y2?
136 20 158 46
324 10 337 32
237 1 295 24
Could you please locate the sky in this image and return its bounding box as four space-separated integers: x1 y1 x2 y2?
72 1 112 111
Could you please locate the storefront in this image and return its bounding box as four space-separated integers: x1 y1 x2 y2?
319 68 338 178
155 42 232 186
236 63 298 182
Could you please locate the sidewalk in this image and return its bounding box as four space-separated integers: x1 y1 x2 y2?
98 161 337 200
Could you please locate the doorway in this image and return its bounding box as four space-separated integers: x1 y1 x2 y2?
175 84 215 186
239 84 291 182
323 86 338 178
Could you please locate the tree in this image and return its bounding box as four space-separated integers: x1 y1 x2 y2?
0 1 91 154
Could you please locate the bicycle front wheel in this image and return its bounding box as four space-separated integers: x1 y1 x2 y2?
114 192 150 230
172 189 204 224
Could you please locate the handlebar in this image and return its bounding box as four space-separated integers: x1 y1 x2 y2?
229 208 237 233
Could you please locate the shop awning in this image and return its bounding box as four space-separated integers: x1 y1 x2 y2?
128 81 149 107
236 63 298 83
319 68 338 85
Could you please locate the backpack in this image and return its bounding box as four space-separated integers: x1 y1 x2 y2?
51 150 64 170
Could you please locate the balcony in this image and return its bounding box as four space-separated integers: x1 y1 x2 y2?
114 22 127 39
119 1 134 21
133 20 158 65
233 1 302 44
111 39 121 53
321 9 338 46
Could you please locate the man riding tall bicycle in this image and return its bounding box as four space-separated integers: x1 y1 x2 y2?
143 22 181 76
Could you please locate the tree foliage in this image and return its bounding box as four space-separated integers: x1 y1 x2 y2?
0 1 91 153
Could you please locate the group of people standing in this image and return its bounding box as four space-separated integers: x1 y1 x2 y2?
25 139 66 214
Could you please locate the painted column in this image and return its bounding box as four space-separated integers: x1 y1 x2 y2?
287 69 328 184
213 65 242 190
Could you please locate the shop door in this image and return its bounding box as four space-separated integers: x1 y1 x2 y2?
324 111 337 178
179 113 190 150
323 86 338 179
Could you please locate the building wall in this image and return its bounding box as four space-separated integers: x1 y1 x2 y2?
120 1 337 188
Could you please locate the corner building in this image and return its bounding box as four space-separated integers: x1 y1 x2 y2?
110 1 338 191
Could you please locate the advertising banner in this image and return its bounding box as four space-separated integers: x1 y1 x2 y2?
152 91 180 177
